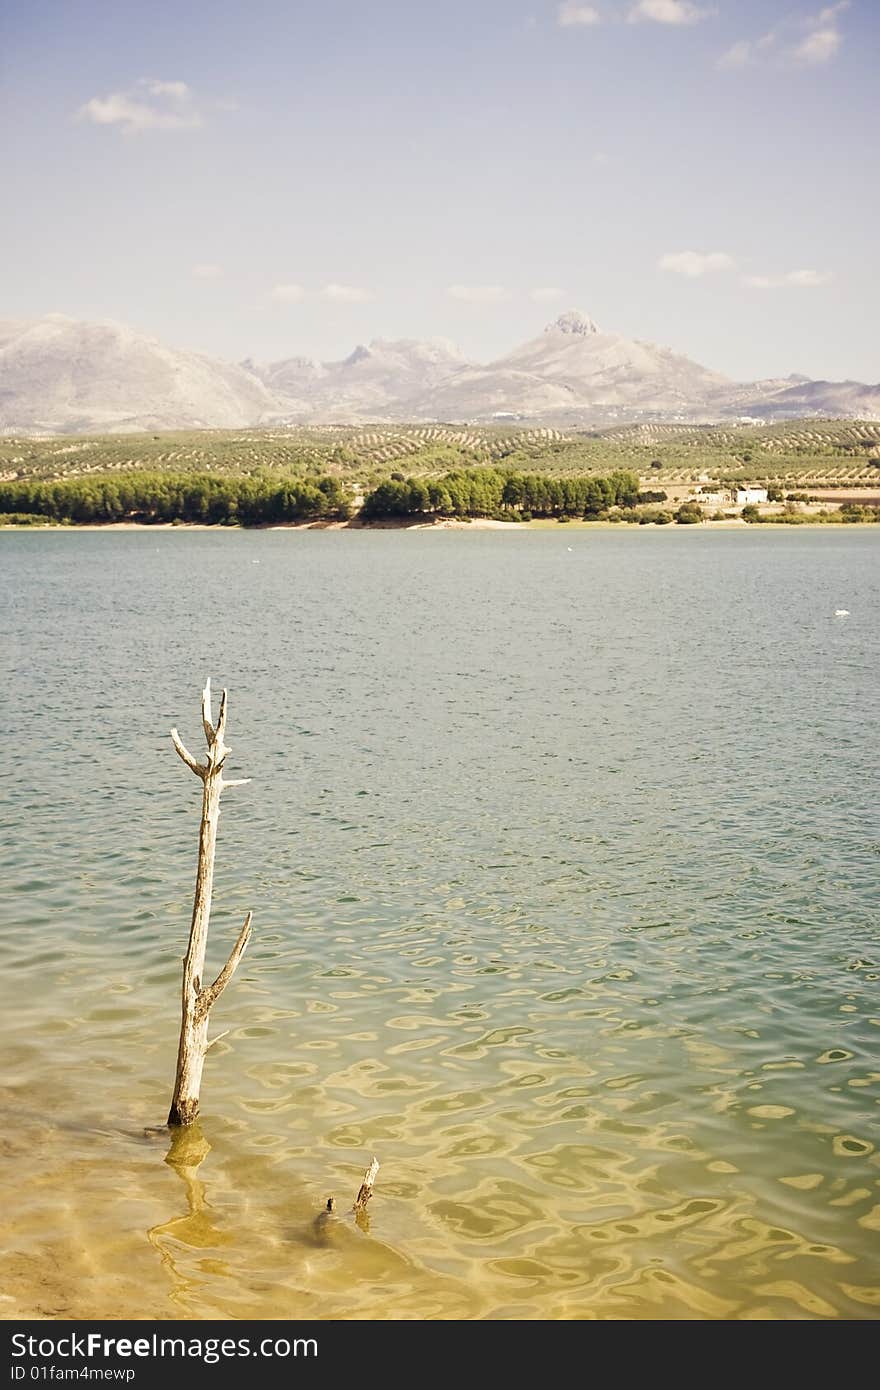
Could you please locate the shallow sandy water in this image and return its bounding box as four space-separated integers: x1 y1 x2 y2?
1 529 878 1319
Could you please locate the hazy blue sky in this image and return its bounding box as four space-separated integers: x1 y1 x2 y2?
1 0 877 380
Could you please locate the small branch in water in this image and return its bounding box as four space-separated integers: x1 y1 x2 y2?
354 1156 380 1212
312 1155 380 1239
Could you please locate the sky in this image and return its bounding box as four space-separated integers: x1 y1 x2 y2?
1 0 877 381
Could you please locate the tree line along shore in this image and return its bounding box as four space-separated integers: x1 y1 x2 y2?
0 467 878 528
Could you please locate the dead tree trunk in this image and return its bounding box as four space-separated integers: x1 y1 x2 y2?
167 680 253 1127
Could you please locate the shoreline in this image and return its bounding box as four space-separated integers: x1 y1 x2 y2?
1 517 877 533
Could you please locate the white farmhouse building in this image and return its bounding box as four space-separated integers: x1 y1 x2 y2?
735 486 768 507
694 489 731 508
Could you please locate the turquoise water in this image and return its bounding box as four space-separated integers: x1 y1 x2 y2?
1 528 878 1319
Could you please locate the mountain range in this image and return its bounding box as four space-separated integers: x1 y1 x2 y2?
1 310 878 435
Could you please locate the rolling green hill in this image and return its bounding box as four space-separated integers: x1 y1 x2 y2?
1 419 878 494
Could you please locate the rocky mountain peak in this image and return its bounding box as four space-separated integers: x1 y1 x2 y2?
548 310 601 337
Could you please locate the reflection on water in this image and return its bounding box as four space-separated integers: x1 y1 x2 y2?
147 1125 226 1314
0 530 879 1319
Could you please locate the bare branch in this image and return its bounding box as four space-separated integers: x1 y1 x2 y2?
170 728 205 778
220 777 252 791
216 688 229 746
204 1029 230 1053
201 679 216 746
354 1156 380 1211
198 911 253 1018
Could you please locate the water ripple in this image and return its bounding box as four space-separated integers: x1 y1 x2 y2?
1 529 878 1318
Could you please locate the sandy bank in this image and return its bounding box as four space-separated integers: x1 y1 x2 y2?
1 518 875 534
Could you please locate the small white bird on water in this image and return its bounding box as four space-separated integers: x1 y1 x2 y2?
835 609 850 617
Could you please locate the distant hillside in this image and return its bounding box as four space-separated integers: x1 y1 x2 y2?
399 311 731 421
252 337 467 419
0 316 278 434
729 377 880 419
1 311 877 435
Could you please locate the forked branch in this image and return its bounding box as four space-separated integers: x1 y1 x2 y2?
171 728 205 778
198 912 253 1018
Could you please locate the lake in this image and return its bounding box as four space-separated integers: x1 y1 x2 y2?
1 528 878 1320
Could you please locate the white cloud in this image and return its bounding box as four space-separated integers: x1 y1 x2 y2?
270 283 306 303
723 2 847 71
77 78 203 134
743 269 832 289
269 283 374 304
321 283 374 303
784 269 828 286
629 0 711 25
658 251 735 277
557 3 602 26
792 26 840 64
145 79 190 100
529 287 565 303
790 3 847 65
717 30 775 68
818 1 849 21
192 264 223 279
661 252 831 289
787 268 832 287
446 285 512 303
717 40 753 69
